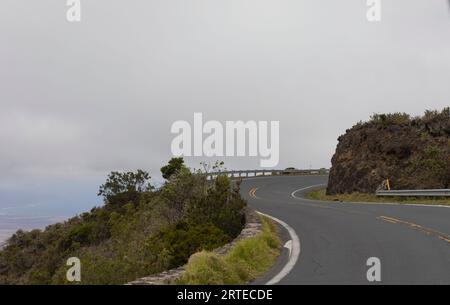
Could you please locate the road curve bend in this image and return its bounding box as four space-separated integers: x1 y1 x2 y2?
241 175 450 285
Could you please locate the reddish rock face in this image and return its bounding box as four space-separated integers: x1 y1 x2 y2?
327 110 450 195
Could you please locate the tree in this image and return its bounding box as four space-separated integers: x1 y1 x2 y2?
98 170 152 205
161 157 185 180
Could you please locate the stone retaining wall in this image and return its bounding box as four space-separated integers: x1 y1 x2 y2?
128 208 262 285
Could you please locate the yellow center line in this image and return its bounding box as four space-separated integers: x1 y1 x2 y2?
248 187 449 245
439 236 450 243
378 215 450 244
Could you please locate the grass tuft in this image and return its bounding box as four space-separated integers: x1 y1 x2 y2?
176 216 280 285
306 188 450 206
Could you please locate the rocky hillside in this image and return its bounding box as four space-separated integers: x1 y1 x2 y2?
327 108 450 195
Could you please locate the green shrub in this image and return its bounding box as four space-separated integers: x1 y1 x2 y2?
177 216 280 285
370 112 411 127
185 176 246 238
0 160 246 284
161 157 185 180
147 222 230 269
423 107 450 122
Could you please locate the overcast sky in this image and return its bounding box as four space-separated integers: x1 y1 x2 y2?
1 0 449 216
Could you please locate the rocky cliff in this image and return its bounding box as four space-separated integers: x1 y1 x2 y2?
327 109 450 195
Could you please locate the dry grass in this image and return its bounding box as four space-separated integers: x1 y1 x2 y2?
176 216 281 285
306 188 450 206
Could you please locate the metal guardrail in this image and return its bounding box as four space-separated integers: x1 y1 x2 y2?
207 168 329 180
376 189 450 197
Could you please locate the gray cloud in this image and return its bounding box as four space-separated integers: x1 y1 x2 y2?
1 1 449 207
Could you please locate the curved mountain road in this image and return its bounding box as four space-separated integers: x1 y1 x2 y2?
240 175 450 284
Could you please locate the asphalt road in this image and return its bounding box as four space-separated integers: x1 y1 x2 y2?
240 175 450 284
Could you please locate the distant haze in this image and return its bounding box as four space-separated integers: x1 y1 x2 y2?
1 1 449 220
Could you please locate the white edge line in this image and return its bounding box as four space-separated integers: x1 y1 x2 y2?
302 197 450 209
291 184 326 199
256 211 300 285
291 184 450 209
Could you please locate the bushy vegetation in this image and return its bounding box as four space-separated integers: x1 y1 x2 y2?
0 159 246 284
160 157 185 180
369 108 450 189
370 112 412 127
399 145 450 189
369 107 450 130
177 216 280 285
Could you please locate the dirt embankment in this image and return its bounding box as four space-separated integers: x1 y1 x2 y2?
327 109 450 195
